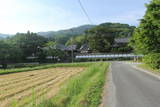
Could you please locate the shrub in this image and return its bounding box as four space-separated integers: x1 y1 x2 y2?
143 53 160 69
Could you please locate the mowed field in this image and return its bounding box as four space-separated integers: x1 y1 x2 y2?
0 67 85 107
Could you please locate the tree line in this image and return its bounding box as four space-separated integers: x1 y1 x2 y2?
0 31 67 69
0 23 135 69
67 23 135 53
130 0 160 69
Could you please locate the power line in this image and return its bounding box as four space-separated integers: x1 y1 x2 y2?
78 0 93 24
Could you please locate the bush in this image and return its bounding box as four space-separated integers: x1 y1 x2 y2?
143 53 160 69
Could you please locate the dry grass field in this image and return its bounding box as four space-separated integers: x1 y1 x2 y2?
0 67 85 107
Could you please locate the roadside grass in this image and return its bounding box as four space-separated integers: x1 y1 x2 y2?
138 64 160 75
0 62 93 75
36 62 109 107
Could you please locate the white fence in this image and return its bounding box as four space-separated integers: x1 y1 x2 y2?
76 54 143 59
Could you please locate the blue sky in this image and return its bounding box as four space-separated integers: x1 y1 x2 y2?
0 0 150 34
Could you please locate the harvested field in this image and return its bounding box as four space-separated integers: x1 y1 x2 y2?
0 67 85 107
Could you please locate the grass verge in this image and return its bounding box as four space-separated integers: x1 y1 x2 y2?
0 62 93 75
138 64 160 75
37 62 109 107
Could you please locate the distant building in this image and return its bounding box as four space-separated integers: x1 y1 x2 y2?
113 38 130 48
65 45 77 51
79 44 91 54
54 44 66 51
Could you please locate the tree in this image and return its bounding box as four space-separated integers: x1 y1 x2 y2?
0 40 11 68
0 40 22 68
44 41 67 62
65 34 87 48
36 46 47 63
130 0 160 54
11 31 48 59
87 26 115 52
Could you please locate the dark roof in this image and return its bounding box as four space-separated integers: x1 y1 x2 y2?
80 44 90 51
55 44 66 50
43 44 66 51
114 38 129 44
43 44 78 51
65 45 77 51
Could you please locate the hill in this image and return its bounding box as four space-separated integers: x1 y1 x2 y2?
99 22 136 38
38 25 95 44
66 22 135 52
0 34 11 39
38 25 95 37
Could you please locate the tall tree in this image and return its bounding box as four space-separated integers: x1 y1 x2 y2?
130 0 160 54
0 40 22 68
0 40 11 68
87 26 115 52
12 31 47 59
43 41 67 62
65 34 87 48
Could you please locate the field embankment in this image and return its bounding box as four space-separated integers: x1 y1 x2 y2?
0 63 92 75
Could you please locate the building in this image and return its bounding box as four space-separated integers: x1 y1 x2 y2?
113 38 130 48
79 44 90 54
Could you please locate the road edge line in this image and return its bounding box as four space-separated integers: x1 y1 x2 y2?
131 65 160 80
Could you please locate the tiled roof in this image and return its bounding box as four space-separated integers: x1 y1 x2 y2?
114 38 129 43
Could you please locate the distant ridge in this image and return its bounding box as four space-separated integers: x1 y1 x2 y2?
37 25 95 38
0 33 12 39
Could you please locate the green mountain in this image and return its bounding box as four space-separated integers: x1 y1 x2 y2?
38 25 95 37
66 22 135 52
99 22 136 38
37 25 95 44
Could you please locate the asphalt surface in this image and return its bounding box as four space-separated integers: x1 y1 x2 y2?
106 61 160 107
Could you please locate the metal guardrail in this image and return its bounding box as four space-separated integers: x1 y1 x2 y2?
76 54 144 59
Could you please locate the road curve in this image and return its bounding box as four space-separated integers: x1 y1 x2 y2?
105 61 160 107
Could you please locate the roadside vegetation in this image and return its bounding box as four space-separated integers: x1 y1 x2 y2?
35 62 109 107
130 0 160 70
138 64 160 75
137 54 160 75
142 53 160 69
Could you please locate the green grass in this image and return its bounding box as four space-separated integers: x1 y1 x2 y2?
138 64 160 74
37 62 109 107
0 62 94 75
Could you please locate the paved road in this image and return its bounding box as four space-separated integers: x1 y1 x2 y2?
105 61 160 107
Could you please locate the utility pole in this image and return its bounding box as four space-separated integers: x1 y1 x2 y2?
71 37 74 63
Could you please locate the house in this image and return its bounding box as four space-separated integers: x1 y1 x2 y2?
113 38 130 47
43 44 66 51
79 44 91 54
65 45 77 51
54 44 66 51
